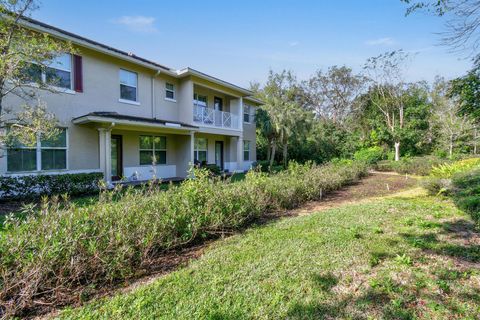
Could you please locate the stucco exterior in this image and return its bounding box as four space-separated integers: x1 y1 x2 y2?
0 17 261 182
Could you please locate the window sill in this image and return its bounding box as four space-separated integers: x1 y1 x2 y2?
164 98 177 103
119 99 140 106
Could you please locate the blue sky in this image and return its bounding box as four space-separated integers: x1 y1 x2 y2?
33 0 472 87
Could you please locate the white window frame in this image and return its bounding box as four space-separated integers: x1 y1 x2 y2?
165 82 176 102
139 135 167 165
7 128 69 172
194 93 208 108
244 105 255 123
22 54 75 94
243 140 250 161
194 138 208 163
119 69 139 104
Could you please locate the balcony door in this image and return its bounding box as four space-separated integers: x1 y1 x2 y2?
215 141 224 169
111 135 123 181
214 97 223 111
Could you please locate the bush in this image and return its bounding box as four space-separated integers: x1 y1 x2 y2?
353 146 384 164
0 161 368 317
202 164 222 175
430 158 480 178
0 172 103 200
253 160 284 173
376 156 449 176
452 169 480 225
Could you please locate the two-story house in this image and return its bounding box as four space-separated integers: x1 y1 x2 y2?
0 17 261 183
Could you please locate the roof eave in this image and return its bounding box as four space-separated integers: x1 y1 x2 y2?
177 68 253 96
72 115 199 132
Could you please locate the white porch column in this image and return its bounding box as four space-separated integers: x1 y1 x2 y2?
190 131 195 166
236 135 244 172
98 128 112 183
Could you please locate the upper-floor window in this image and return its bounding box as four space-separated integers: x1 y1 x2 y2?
46 54 72 89
119 69 138 102
139 135 166 165
7 129 67 172
194 93 208 108
243 105 254 123
23 54 72 90
165 83 176 101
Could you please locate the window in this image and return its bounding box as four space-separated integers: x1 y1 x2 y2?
120 69 138 102
193 93 208 107
244 105 254 123
194 138 207 163
7 146 37 172
21 54 72 89
165 83 176 101
243 140 250 161
139 135 166 165
40 129 67 170
7 129 67 172
46 54 72 89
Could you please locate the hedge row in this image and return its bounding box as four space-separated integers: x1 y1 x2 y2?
0 172 103 200
0 161 368 317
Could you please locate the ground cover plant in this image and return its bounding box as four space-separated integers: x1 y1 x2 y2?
0 161 367 318
59 185 480 319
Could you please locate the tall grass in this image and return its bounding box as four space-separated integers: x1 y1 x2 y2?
0 161 367 317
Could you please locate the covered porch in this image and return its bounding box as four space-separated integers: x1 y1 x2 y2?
72 112 248 183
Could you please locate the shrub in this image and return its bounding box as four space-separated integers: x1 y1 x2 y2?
376 156 449 176
202 164 222 175
353 146 384 164
0 161 368 317
0 172 103 200
253 160 284 173
452 169 480 224
430 158 480 178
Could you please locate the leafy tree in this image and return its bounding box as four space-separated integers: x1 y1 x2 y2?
301 66 365 124
254 70 309 167
363 50 411 161
0 0 73 148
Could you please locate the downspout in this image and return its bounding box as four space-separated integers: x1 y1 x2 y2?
152 70 161 119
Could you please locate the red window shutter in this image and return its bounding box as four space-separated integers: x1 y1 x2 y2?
73 55 83 92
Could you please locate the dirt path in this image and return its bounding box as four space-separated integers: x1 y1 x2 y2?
291 171 417 216
36 172 418 319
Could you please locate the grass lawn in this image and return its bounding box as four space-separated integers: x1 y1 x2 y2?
58 187 480 319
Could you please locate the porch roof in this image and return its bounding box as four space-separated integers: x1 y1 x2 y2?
72 112 199 132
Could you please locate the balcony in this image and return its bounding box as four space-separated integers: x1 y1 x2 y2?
193 105 240 130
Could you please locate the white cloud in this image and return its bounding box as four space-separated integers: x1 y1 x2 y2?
289 41 299 47
111 15 158 33
365 37 396 46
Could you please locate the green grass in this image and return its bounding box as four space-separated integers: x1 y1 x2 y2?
58 189 480 319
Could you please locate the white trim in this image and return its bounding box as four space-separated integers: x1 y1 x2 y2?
2 168 101 177
164 98 177 103
119 69 138 102
123 165 176 181
73 115 198 132
118 99 141 106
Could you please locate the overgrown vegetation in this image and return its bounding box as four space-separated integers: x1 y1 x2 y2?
58 186 480 319
0 161 367 317
452 169 480 224
422 158 480 226
376 156 450 175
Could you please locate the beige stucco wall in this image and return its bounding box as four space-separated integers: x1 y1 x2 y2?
0 43 258 176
